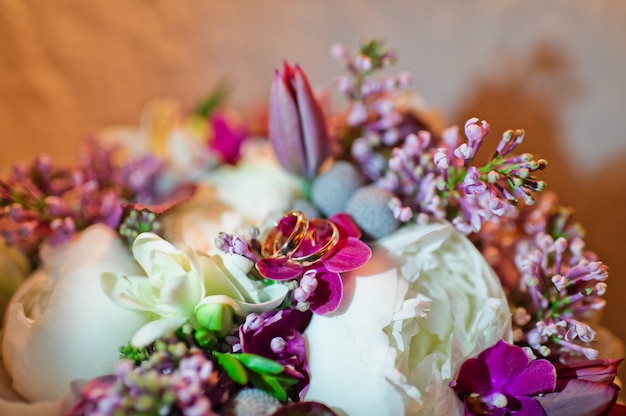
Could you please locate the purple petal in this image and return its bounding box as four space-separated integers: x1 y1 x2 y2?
535 379 619 416
307 269 343 315
555 359 622 385
513 396 548 416
479 340 531 388
506 358 556 397
329 212 362 239
269 64 307 175
209 112 247 164
451 357 492 394
256 257 303 280
293 64 330 178
323 238 371 273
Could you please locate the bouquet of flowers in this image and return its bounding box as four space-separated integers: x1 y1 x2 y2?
0 39 623 416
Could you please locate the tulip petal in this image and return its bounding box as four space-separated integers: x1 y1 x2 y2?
293 64 329 177
555 359 622 385
269 66 306 175
535 379 619 416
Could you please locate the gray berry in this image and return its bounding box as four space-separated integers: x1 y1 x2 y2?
346 185 399 239
311 161 364 217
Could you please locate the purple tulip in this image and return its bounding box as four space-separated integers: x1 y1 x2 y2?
535 359 623 416
269 62 331 178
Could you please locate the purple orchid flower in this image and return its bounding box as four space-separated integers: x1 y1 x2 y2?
208 112 247 165
535 359 623 416
450 339 557 416
269 62 331 178
256 213 371 315
239 309 313 400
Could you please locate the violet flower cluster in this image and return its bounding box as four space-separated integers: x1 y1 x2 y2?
330 40 547 236
70 333 229 416
0 139 162 259
476 192 610 362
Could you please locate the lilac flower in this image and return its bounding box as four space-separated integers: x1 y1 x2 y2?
239 309 313 400
0 140 163 259
256 213 371 314
269 62 331 178
69 338 227 416
451 340 556 416
477 192 610 360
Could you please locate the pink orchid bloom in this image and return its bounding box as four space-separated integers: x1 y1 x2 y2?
256 213 371 315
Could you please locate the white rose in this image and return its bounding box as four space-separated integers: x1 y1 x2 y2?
162 139 301 254
1 225 150 402
304 222 512 416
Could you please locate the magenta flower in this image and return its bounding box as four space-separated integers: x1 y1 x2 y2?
256 213 371 314
269 62 331 178
535 359 623 416
208 112 247 165
239 309 312 400
451 340 556 415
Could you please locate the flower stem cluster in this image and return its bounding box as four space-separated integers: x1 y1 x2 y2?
0 139 162 260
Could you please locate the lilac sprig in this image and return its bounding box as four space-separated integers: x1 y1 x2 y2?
477 192 609 361
69 334 229 416
376 118 547 234
0 139 162 259
332 40 416 175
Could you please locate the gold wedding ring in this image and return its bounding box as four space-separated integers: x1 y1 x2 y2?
261 210 309 258
262 211 340 266
291 219 340 266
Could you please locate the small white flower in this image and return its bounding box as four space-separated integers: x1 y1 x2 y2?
101 232 288 347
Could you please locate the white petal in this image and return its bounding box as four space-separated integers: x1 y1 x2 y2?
131 316 188 347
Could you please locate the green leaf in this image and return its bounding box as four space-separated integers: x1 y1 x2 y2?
215 353 248 385
249 372 287 402
236 353 285 375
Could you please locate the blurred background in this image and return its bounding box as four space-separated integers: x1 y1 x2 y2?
1 0 625 378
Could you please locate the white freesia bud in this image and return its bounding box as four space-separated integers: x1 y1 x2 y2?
101 232 288 347
1 225 150 402
304 222 512 415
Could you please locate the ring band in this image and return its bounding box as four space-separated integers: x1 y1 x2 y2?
261 210 309 258
290 219 340 266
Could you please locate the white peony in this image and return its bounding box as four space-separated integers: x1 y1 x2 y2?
0 241 31 323
162 139 301 254
0 225 151 402
304 222 512 415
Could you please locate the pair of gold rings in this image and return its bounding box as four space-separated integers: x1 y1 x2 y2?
261 210 339 267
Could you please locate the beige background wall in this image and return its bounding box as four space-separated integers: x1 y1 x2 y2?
1 0 625 365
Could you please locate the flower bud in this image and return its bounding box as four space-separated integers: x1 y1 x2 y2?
269 63 330 178
196 303 234 337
